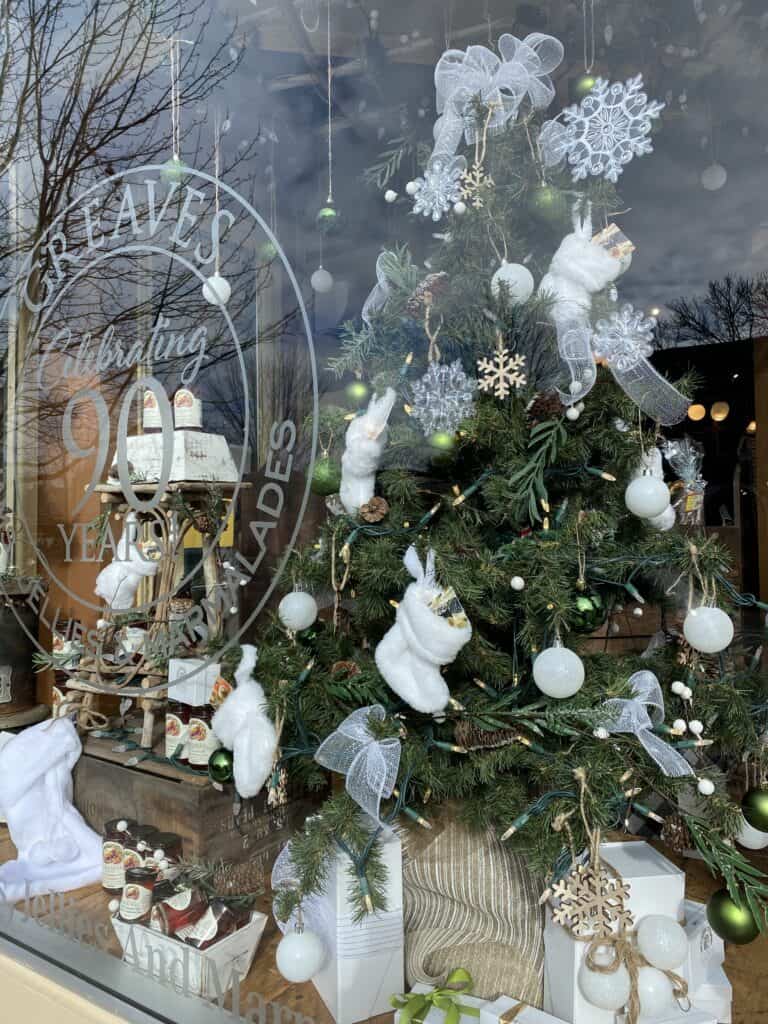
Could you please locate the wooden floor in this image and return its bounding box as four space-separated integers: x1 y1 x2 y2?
0 829 766 1023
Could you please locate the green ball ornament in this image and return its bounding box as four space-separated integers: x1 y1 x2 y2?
316 204 339 234
161 155 186 183
429 431 455 451
706 889 760 945
208 748 234 786
572 591 606 633
311 455 342 497
742 788 768 833
258 240 278 263
573 73 598 101
528 184 569 228
345 380 370 406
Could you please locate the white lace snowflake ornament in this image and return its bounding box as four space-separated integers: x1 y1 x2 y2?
540 74 664 183
593 304 656 372
410 359 477 435
477 339 527 399
411 156 466 221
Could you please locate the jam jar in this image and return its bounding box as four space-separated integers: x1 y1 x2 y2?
187 705 221 768
165 699 188 760
122 825 160 870
149 888 207 936
102 818 137 893
118 867 156 924
181 899 249 949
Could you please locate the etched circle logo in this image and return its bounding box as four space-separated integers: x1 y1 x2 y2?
3 166 317 692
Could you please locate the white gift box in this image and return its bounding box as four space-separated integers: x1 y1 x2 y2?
543 841 686 1024
619 1010 716 1024
310 831 404 1024
122 430 238 484
481 995 568 1023
683 899 725 992
112 910 267 999
691 963 732 1024
394 983 486 1024
168 658 221 706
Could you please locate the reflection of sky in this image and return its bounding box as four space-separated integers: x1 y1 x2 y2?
209 0 768 335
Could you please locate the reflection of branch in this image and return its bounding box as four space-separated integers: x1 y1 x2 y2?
658 273 768 348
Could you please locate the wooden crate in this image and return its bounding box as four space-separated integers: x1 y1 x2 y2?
73 736 326 885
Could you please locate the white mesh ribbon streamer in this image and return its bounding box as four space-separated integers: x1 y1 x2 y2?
315 705 401 825
271 841 331 944
362 251 394 328
601 670 694 778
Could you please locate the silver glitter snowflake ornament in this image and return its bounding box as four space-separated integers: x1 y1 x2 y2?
593 304 656 372
539 74 664 183
410 359 476 435
410 156 466 221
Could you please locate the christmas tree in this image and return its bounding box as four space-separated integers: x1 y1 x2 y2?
258 34 768 937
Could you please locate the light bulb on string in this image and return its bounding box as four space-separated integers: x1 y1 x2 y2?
202 111 232 306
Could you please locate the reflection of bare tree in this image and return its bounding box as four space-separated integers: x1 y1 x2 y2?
0 0 310 573
658 274 768 348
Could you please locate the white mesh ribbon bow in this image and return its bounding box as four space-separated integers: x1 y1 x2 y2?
601 670 694 777
433 33 564 159
314 705 401 825
361 251 394 328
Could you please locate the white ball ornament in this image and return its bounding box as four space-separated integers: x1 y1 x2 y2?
681 686 693 701
624 475 670 518
688 719 704 736
636 915 688 971
453 200 467 215
670 681 685 696
405 180 419 196
569 380 583 396
533 645 585 699
310 266 334 294
636 965 675 1017
384 189 398 203
632 607 644 618
697 778 715 797
276 928 325 983
278 591 318 632
737 814 768 850
646 504 676 532
578 948 631 1011
510 576 526 591
701 162 728 191
672 719 687 733
490 260 535 303
108 899 120 915
565 407 581 422
683 606 734 654
202 272 232 306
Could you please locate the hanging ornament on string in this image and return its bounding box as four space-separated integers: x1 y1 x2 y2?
477 333 527 399
276 920 326 983
202 112 232 307
572 0 597 102
311 432 342 497
311 0 337 293
410 360 476 437
527 183 569 227
345 379 370 407
278 589 319 632
532 634 585 698
706 888 760 945
701 110 727 191
682 605 734 654
162 37 193 183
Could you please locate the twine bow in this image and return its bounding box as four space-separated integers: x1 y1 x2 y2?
582 929 688 1024
314 705 401 825
601 670 694 778
391 968 480 1024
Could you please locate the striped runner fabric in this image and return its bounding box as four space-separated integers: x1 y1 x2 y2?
402 815 544 1002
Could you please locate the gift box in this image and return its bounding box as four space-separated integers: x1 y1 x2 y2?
543 841 686 1024
481 995 568 1023
618 1010 716 1024
394 982 487 1024
309 830 404 1024
691 963 732 1024
683 899 725 992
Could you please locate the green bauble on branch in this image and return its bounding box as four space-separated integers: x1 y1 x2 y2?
572 590 606 634
742 788 768 833
346 380 370 407
528 184 569 228
706 889 760 945
208 748 234 786
572 73 598 101
311 455 342 497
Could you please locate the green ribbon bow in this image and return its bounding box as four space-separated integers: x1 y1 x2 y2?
391 969 481 1024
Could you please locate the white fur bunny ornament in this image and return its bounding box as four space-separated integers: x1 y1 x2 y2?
537 202 624 405
211 645 278 799
339 387 396 515
94 511 161 611
375 546 472 714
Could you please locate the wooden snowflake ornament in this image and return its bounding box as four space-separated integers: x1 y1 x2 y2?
477 337 527 399
551 861 634 938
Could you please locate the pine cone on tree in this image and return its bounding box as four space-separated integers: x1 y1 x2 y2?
360 496 389 523
660 812 692 856
405 272 449 318
454 719 521 750
193 513 217 535
526 390 565 423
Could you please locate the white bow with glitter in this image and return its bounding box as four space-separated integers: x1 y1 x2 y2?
601 670 694 778
314 705 401 825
